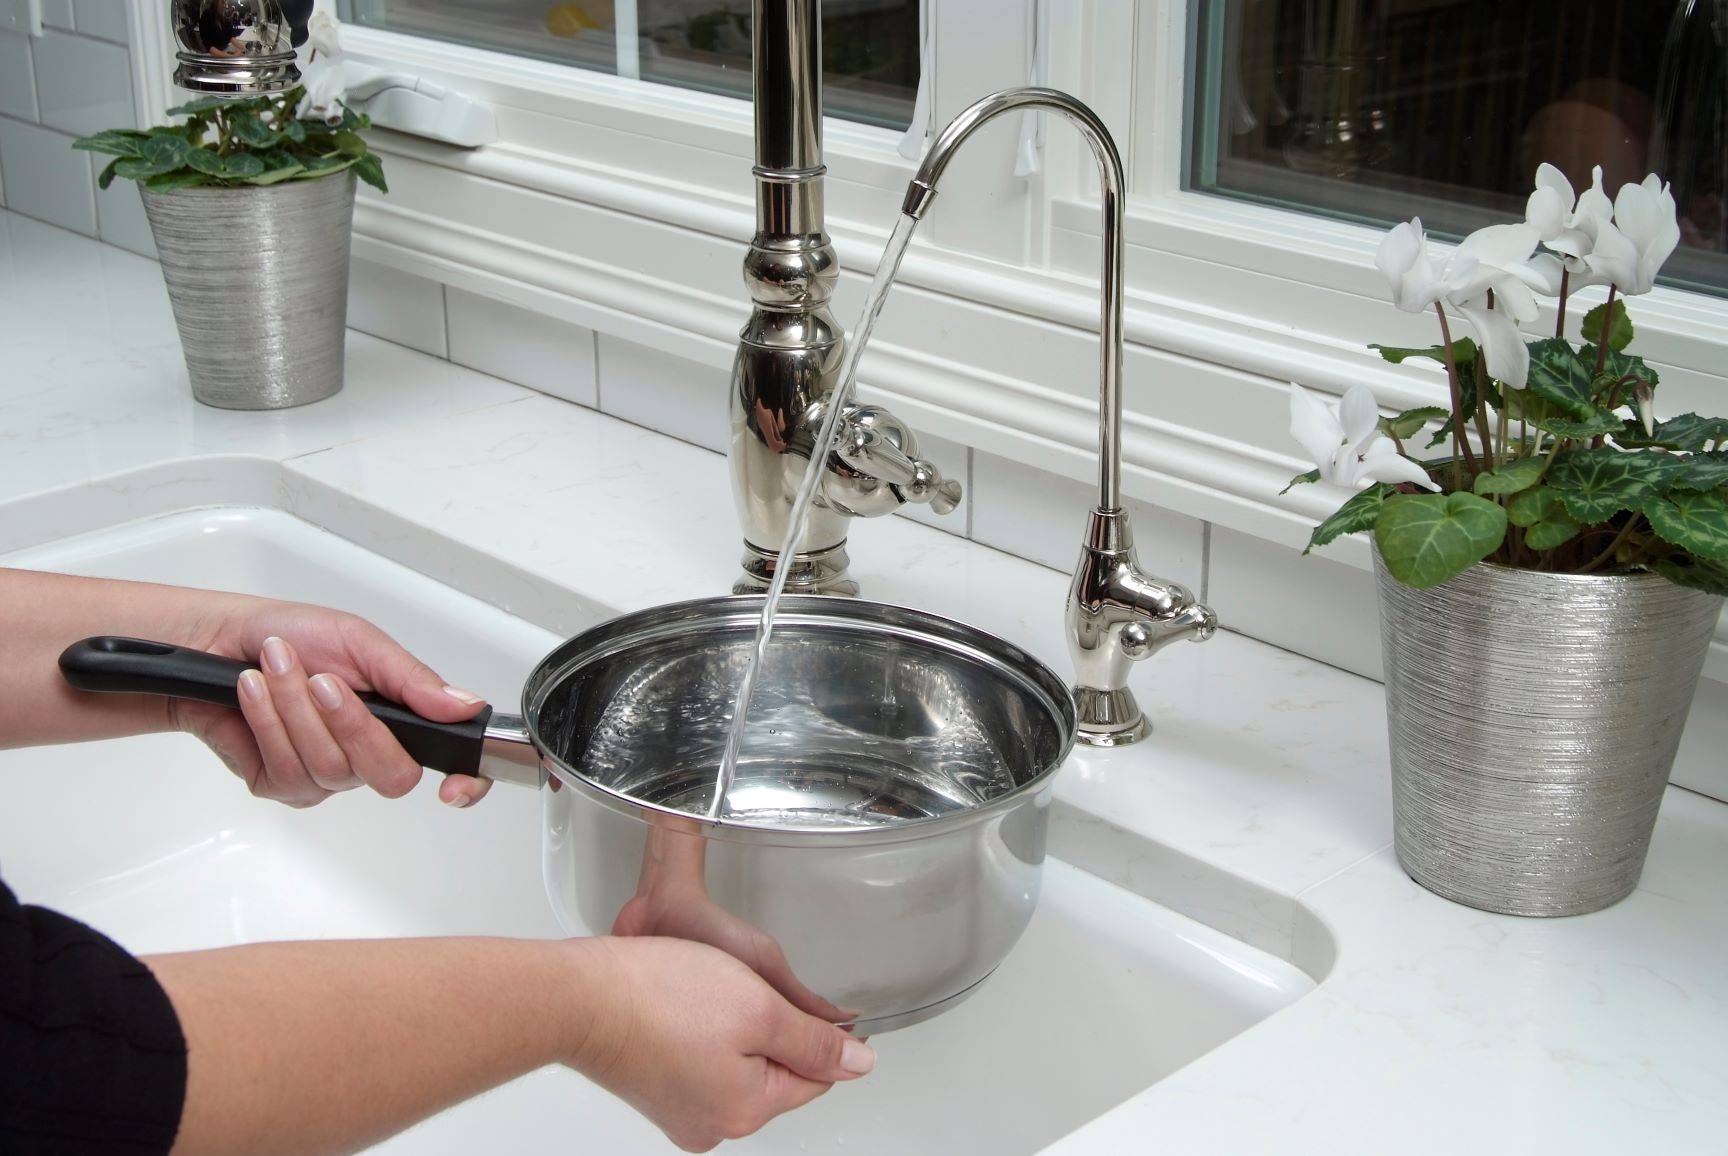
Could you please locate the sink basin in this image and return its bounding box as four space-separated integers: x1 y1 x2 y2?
1 508 1313 1154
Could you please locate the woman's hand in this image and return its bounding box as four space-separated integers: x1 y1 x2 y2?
178 601 492 809
572 937 875 1152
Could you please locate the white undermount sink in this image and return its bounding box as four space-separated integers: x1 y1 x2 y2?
0 509 1314 1154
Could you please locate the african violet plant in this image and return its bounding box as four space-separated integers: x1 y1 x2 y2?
1289 164 1728 595
69 11 384 196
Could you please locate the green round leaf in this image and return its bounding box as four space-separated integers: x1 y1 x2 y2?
1304 483 1393 555
1642 490 1728 565
1547 447 1678 523
1473 456 1547 496
1374 492 1508 588
1581 298 1633 353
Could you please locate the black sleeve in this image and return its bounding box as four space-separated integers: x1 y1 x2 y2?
1 874 187 1155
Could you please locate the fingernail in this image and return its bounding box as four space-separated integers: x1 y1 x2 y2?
840 1037 875 1075
309 673 344 712
444 792 472 809
442 685 483 705
261 636 292 676
237 669 265 703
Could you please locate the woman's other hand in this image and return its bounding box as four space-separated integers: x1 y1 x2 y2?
572 937 875 1152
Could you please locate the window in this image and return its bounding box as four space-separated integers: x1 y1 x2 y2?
339 0 921 129
1187 0 1727 295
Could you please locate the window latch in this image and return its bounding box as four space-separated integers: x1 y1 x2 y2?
341 65 498 149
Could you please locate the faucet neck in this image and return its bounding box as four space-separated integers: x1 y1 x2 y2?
751 0 826 238
902 88 1128 511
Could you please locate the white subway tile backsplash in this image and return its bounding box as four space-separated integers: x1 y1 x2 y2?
71 0 127 42
92 157 154 256
31 30 132 138
447 288 597 409
1206 525 1382 680
346 259 447 357
596 334 729 454
970 451 1205 592
0 117 95 234
0 33 38 120
39 0 73 30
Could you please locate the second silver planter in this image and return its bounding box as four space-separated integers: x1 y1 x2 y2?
141 174 355 410
1376 555 1721 916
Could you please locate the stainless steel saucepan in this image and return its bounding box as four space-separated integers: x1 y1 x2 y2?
61 595 1076 1033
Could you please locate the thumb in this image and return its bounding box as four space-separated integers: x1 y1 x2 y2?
343 620 487 724
765 1010 876 1084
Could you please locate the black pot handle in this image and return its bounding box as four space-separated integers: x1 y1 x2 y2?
59 637 493 777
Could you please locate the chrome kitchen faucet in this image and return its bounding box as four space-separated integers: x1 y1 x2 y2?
729 0 963 597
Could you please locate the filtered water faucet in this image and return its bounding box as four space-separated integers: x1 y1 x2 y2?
902 88 1218 746
730 0 963 596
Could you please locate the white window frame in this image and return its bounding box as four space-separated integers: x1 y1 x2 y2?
122 0 1728 568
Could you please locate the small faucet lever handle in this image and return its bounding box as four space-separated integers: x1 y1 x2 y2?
835 422 963 516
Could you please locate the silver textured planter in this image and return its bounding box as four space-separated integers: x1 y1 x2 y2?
1375 553 1722 917
141 174 355 410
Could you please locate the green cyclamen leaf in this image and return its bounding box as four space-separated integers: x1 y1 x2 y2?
71 129 147 158
142 169 211 192
351 153 388 193
1652 557 1728 598
183 147 228 176
1381 406 1450 442
96 157 121 190
1374 491 1508 588
1666 452 1728 493
1473 456 1548 496
1369 339 1478 367
1617 413 1728 453
1304 483 1393 555
1581 298 1633 353
1524 517 1582 551
140 133 192 169
1508 486 1566 528
1281 468 1321 496
1534 410 1627 440
231 115 282 148
1642 490 1728 565
1524 338 1599 422
1546 447 1678 523
220 152 265 178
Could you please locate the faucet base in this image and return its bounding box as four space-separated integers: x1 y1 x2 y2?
1073 686 1149 747
733 541 860 597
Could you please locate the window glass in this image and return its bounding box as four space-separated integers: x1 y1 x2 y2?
1187 0 1727 295
340 0 921 130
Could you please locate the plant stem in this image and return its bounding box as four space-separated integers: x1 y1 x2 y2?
1580 513 1643 574
1472 347 1496 466
1555 268 1570 339
1593 286 1617 376
1433 304 1478 483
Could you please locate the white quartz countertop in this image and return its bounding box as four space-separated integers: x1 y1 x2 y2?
4 212 1725 1153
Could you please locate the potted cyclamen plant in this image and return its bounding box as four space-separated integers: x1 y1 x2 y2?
1289 163 1727 918
71 13 384 409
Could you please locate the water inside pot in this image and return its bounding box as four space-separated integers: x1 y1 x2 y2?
529 610 1068 830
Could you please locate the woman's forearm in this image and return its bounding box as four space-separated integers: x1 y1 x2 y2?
146 937 602 1156
0 568 250 748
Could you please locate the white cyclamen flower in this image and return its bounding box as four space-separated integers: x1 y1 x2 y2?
307 10 343 60
296 61 346 124
1289 383 1439 493
1584 175 1681 296
1376 217 1541 389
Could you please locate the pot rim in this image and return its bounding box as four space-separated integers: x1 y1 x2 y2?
521 594 1078 847
1371 545 1723 594
138 171 356 200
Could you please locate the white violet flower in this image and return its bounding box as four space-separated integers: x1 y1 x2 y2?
307 10 343 61
296 61 346 124
1289 382 1439 493
1376 217 1541 389
1588 175 1681 296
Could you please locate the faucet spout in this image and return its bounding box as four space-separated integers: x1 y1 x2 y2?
903 88 1217 746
